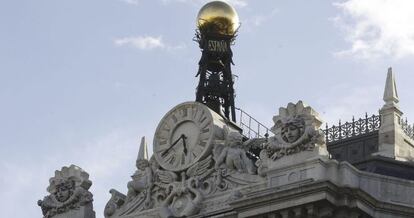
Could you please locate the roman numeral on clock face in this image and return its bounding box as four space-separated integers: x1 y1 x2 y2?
199 140 207 147
193 108 204 121
165 153 175 164
202 127 210 134
199 116 207 123
193 146 203 154
171 114 178 123
180 107 188 118
159 139 167 145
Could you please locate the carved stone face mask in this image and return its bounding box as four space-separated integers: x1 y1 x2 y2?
55 182 72 202
281 123 302 143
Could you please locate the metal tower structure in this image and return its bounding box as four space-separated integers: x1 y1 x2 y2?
194 1 239 122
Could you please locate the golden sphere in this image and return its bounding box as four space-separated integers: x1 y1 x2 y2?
196 1 240 36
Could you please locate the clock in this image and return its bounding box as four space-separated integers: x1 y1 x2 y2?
153 101 227 172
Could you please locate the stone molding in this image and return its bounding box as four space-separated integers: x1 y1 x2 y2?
231 158 414 218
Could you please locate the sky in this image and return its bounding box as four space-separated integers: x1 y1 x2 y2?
1 0 414 217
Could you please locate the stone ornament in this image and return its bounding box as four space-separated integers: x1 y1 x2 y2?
156 155 213 217
126 137 153 206
159 174 204 217
103 101 329 217
103 190 125 217
104 102 265 218
257 101 325 175
38 165 94 218
105 137 155 217
213 126 256 174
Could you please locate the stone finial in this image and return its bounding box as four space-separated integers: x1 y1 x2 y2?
137 136 148 161
383 67 399 106
377 68 414 161
38 165 95 218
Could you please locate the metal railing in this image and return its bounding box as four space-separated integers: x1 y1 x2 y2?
235 107 270 138
324 113 381 143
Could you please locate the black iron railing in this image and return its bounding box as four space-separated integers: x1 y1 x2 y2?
235 107 270 138
324 113 381 143
401 118 414 141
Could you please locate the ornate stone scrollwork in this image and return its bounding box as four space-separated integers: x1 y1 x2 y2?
38 165 94 218
191 127 264 196
105 137 207 218
104 128 264 217
159 175 204 218
257 101 326 176
157 155 214 217
104 189 125 217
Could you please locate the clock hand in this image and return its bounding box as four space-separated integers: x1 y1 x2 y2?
162 134 185 156
182 134 188 155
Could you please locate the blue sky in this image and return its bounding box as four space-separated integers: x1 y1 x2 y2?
1 0 414 217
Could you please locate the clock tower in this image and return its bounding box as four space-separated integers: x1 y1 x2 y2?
194 1 239 122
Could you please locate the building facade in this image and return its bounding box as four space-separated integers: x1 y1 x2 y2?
37 1 414 218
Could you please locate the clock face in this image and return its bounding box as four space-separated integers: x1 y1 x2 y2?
153 102 217 171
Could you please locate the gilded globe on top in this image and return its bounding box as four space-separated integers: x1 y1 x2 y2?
196 1 240 36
